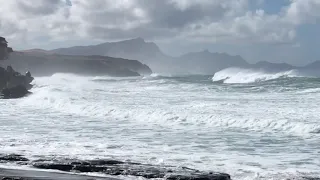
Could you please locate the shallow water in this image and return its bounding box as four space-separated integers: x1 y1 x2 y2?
1 69 320 179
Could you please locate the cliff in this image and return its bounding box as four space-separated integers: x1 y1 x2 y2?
0 37 34 99
0 36 13 60
3 52 152 77
47 38 251 74
51 37 166 63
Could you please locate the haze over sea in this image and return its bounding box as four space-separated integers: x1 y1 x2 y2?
0 67 320 179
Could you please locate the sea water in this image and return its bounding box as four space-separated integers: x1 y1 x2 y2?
1 68 320 179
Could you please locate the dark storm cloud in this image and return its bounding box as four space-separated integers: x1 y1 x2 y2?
135 0 227 29
16 0 64 17
87 24 177 40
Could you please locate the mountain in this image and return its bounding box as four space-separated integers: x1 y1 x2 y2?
177 50 249 74
24 37 319 75
52 37 167 63
51 37 174 73
3 52 152 77
303 60 320 69
249 61 295 72
49 38 251 74
20 49 53 55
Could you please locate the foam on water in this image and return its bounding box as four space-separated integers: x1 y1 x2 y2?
17 74 320 136
1 73 320 180
212 67 300 84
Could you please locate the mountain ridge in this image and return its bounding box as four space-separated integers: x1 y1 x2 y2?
21 37 320 74
3 51 152 77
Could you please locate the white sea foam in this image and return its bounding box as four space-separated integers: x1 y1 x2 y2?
212 67 300 84
1 73 320 180
19 74 320 136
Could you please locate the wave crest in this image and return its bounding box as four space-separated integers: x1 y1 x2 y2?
212 68 300 84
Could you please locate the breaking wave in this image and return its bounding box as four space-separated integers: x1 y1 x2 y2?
212 68 301 84
2 72 320 180
17 73 320 137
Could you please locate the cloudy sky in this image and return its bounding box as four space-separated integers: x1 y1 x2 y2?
0 0 319 65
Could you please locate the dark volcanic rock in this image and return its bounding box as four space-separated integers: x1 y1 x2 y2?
0 37 11 60
0 37 34 99
0 154 231 180
33 163 73 172
88 159 124 165
1 85 31 99
165 172 231 180
0 154 29 162
31 159 231 180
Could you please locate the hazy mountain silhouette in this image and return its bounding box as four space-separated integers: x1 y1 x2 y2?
50 38 251 74
3 51 152 77
303 60 320 69
52 37 167 62
22 37 320 75
177 50 249 74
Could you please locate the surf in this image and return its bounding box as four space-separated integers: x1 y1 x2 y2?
15 73 320 137
212 67 301 84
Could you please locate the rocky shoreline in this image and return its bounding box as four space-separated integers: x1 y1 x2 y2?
0 154 231 180
1 154 320 180
0 168 120 180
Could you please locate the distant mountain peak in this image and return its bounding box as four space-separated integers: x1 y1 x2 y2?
50 37 166 62
128 37 145 43
202 49 210 53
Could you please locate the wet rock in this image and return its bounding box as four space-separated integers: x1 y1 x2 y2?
165 172 231 180
0 155 230 180
31 159 231 180
1 178 24 180
2 178 21 180
73 165 107 172
0 37 34 99
0 154 29 162
33 163 73 172
1 85 31 99
88 159 124 165
0 36 11 60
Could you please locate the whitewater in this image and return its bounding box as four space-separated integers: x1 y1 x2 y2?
1 68 320 179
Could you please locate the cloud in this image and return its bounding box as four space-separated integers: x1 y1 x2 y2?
284 0 320 25
0 0 318 48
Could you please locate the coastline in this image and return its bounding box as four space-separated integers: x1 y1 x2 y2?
0 154 231 180
0 167 119 180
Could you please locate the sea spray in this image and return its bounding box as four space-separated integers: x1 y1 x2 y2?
212 67 301 84
1 72 320 180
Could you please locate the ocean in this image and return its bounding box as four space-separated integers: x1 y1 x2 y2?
1 67 320 179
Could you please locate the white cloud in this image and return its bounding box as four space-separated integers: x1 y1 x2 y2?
284 0 320 25
0 0 318 48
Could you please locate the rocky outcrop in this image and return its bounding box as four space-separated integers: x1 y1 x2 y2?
0 37 34 99
0 37 12 61
1 85 31 99
33 161 231 179
0 66 33 99
0 154 231 180
0 154 29 162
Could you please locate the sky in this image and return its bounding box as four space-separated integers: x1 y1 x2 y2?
0 0 319 65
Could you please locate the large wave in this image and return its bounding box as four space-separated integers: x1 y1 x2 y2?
17 73 320 137
212 68 301 84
